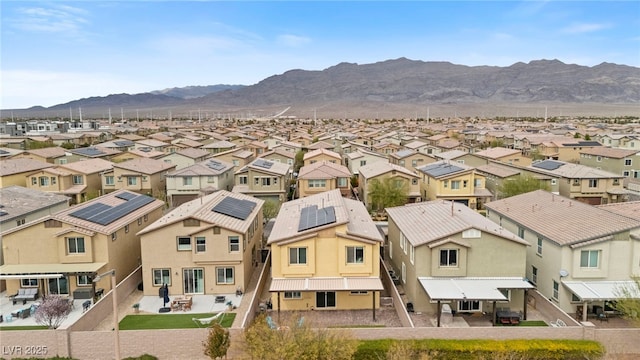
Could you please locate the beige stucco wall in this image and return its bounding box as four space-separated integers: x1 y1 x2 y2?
0 173 32 187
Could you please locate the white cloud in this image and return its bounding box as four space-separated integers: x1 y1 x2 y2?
562 23 610 34
10 4 89 34
276 34 311 47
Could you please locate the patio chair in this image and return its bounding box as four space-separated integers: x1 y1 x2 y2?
192 310 226 327
266 315 278 330
20 307 31 319
596 308 608 322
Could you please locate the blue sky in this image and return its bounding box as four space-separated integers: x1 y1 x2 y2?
1 1 639 109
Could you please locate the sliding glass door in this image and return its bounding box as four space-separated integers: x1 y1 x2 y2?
183 268 204 294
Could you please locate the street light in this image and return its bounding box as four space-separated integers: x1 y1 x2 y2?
94 269 120 360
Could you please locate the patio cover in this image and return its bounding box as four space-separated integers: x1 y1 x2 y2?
562 280 640 301
418 277 534 301
0 262 106 279
270 277 384 292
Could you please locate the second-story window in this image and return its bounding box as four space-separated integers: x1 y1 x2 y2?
289 247 307 265
183 177 193 186
439 249 458 267
229 236 240 252
73 175 83 185
346 246 364 264
67 237 85 254
128 177 137 186
177 237 191 251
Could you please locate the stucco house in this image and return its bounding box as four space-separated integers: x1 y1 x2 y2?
297 161 352 198
165 159 235 207
417 160 491 210
358 162 421 210
101 158 176 197
232 158 291 206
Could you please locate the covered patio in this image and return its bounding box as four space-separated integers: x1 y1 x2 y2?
562 280 640 322
418 277 534 327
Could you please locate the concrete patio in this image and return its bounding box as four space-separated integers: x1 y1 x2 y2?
0 292 89 328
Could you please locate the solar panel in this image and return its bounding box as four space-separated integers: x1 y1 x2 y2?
419 163 464 177
70 202 111 220
114 140 133 147
212 196 256 221
115 192 137 201
532 160 564 171
69 195 154 225
298 205 337 232
253 159 273 169
207 160 226 171
75 147 104 156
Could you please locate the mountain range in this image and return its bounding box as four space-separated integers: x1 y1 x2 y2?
8 58 640 118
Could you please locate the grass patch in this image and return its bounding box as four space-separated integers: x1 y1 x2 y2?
329 324 386 328
119 312 235 330
495 320 548 327
0 325 49 331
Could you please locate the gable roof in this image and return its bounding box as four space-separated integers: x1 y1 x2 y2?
485 190 640 246
529 160 622 178
417 160 472 178
0 186 69 225
166 159 234 177
59 158 113 174
579 147 639 158
26 147 67 159
114 158 176 174
386 200 528 247
174 147 210 159
303 148 341 161
596 201 640 221
359 162 417 179
474 147 521 159
0 158 53 176
298 161 351 179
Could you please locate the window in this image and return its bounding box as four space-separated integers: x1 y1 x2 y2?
360 160 366 166
196 237 206 252
111 232 117 241
337 177 348 187
531 266 538 285
229 236 240 252
474 178 482 188
31 177 37 185
443 180 448 188
553 280 559 300
183 177 193 186
457 160 465 164
346 246 364 264
309 179 326 188
239 176 248 185
144 214 148 222
284 291 302 299
389 241 393 259
207 176 215 183
21 278 38 287
39 176 49 186
411 178 418 185
537 237 543 255
51 177 57 185
625 159 632 166
624 171 630 177
401 262 406 283
138 218 142 226
499 289 511 301
462 229 481 238
440 249 458 266
72 175 83 185
350 291 368 295
216 267 234 284
124 225 129 233
232 160 239 166
459 300 481 312
177 237 191 251
400 233 407 252
518 227 525 238
260 177 271 186
105 176 114 185
289 247 307 264
551 179 557 185
127 177 137 186
596 156 602 162
588 179 598 188
77 275 91 286
67 237 85 254
580 250 599 268
409 244 415 264
153 269 171 286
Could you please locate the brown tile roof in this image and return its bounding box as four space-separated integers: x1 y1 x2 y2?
359 162 417 179
485 190 640 246
597 201 640 221
59 158 113 174
175 148 210 159
26 147 67 159
579 147 639 158
386 200 528 247
298 161 351 179
0 158 53 176
474 147 521 159
114 158 176 174
303 148 341 161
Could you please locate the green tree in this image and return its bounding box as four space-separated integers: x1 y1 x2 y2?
613 276 640 326
350 174 359 188
203 322 230 359
497 174 551 199
294 150 305 173
244 314 357 360
368 177 409 212
262 200 280 225
584 134 591 141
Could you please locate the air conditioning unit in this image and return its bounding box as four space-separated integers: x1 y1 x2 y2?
415 197 422 203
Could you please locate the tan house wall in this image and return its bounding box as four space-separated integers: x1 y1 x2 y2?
304 153 340 166
0 173 32 187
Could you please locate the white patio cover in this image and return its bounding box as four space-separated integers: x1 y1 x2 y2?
0 262 107 279
418 277 534 301
562 280 640 301
270 277 384 292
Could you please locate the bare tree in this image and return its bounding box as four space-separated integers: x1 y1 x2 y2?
34 296 72 329
203 322 230 359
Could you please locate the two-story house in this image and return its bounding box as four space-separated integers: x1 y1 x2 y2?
232 158 291 206
389 149 437 174
267 189 383 316
260 149 296 168
101 158 176 197
358 162 421 210
417 161 491 210
579 147 640 179
303 148 342 166
0 190 164 299
159 148 211 171
472 147 532 167
0 158 53 187
165 159 235 207
485 190 640 321
137 191 264 297
385 201 531 325
344 149 389 175
297 161 352 198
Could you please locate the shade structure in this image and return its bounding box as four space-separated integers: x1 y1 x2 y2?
418 277 534 301
562 280 640 301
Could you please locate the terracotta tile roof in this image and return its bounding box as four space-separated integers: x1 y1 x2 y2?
304 148 341 160
579 147 639 158
386 200 528 247
359 162 417 179
485 190 640 246
0 158 53 176
59 158 113 174
114 158 176 174
298 161 351 179
474 147 521 159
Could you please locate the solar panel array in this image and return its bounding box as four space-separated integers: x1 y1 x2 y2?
206 160 226 171
69 194 154 226
420 163 464 177
115 192 138 201
298 205 337 232
74 147 104 156
114 140 134 147
253 159 273 169
532 160 564 171
212 196 257 221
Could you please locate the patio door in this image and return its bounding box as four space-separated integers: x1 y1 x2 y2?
316 291 336 308
458 300 481 312
48 276 69 295
183 268 204 294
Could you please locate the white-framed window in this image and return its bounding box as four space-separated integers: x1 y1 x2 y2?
229 236 240 252
177 237 191 251
518 227 525 238
401 262 406 283
196 236 206 253
474 178 482 188
239 176 248 185
124 225 129 233
127 177 137 186
624 171 630 177
153 269 171 286
499 289 511 301
289 247 307 265
111 232 117 241
51 177 56 185
580 250 600 268
360 160 366 166
458 300 481 312
462 229 481 238
105 176 114 185
72 175 83 185
77 275 91 286
308 179 326 188
284 291 302 299
216 267 234 284
443 180 448 188
588 179 598 188
537 237 543 255
531 266 538 285
261 177 271 186
183 177 193 186
337 177 348 187
16 218 25 226
21 278 38 287
31 177 37 185
138 218 142 226
39 176 49 186
389 241 393 259
553 280 559 300
625 159 632 166
409 244 415 264
67 237 85 254
439 249 458 267
346 246 364 264
400 232 406 252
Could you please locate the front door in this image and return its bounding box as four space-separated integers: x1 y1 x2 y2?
316 291 336 308
183 268 204 294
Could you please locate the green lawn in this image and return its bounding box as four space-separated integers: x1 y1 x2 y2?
0 325 49 331
495 320 548 327
119 312 235 330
